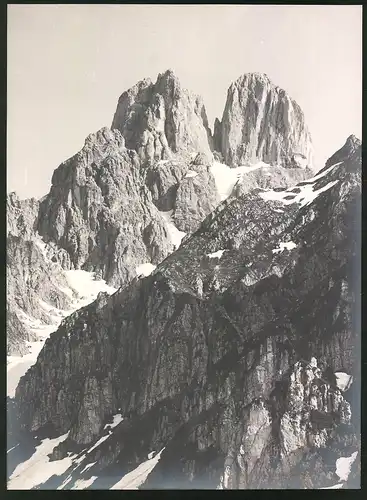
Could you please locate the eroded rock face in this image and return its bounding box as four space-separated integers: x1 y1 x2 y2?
7 305 36 356
7 192 39 240
231 165 313 198
6 233 73 355
36 127 175 287
144 152 220 233
7 190 76 355
172 154 220 233
13 137 360 489
111 69 213 163
216 73 314 169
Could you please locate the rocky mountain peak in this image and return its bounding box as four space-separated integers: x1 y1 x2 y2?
345 134 361 153
231 72 271 88
323 135 361 172
215 72 314 170
7 191 40 240
156 68 180 85
111 70 213 163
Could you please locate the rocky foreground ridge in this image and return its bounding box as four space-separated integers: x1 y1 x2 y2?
9 135 361 489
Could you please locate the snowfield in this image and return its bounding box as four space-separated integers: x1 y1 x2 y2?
259 162 341 208
260 179 339 207
7 269 117 398
210 161 272 201
8 433 72 490
335 372 353 392
335 451 358 482
136 263 157 277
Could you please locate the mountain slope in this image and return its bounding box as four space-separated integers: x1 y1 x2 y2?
10 136 360 489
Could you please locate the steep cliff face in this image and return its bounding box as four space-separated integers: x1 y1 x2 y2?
7 192 40 239
7 71 223 357
7 235 72 321
7 193 75 355
215 73 314 170
143 152 220 234
7 305 36 356
13 136 360 489
111 69 213 163
36 127 176 288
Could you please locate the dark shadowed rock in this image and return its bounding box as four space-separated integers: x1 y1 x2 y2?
13 138 360 489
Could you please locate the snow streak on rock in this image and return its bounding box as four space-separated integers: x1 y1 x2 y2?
7 270 117 398
109 449 165 490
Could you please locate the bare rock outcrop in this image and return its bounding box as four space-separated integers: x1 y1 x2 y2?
231 165 313 198
36 127 176 288
7 192 39 240
216 73 314 169
13 137 360 489
6 233 73 355
111 69 213 163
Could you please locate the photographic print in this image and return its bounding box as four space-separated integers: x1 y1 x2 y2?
6 4 362 490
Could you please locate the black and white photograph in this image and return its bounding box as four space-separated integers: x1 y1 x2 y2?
6 4 362 490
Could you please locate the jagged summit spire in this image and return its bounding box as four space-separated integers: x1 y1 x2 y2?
345 134 361 148
111 69 213 162
324 134 362 170
216 71 314 169
157 68 178 80
234 72 271 83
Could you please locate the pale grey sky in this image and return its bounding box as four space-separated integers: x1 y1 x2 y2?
7 4 362 199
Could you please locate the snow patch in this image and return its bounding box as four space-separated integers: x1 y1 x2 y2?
335 372 353 392
272 241 297 254
104 414 124 430
8 433 73 490
335 451 358 482
260 180 339 208
80 462 97 474
110 448 165 489
185 170 199 179
64 270 116 301
70 476 98 490
136 263 156 277
159 210 186 249
87 434 111 454
207 249 225 259
7 444 19 454
309 357 317 368
305 162 343 184
7 270 117 398
210 161 271 201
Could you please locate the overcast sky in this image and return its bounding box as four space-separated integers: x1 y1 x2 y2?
7 4 362 199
